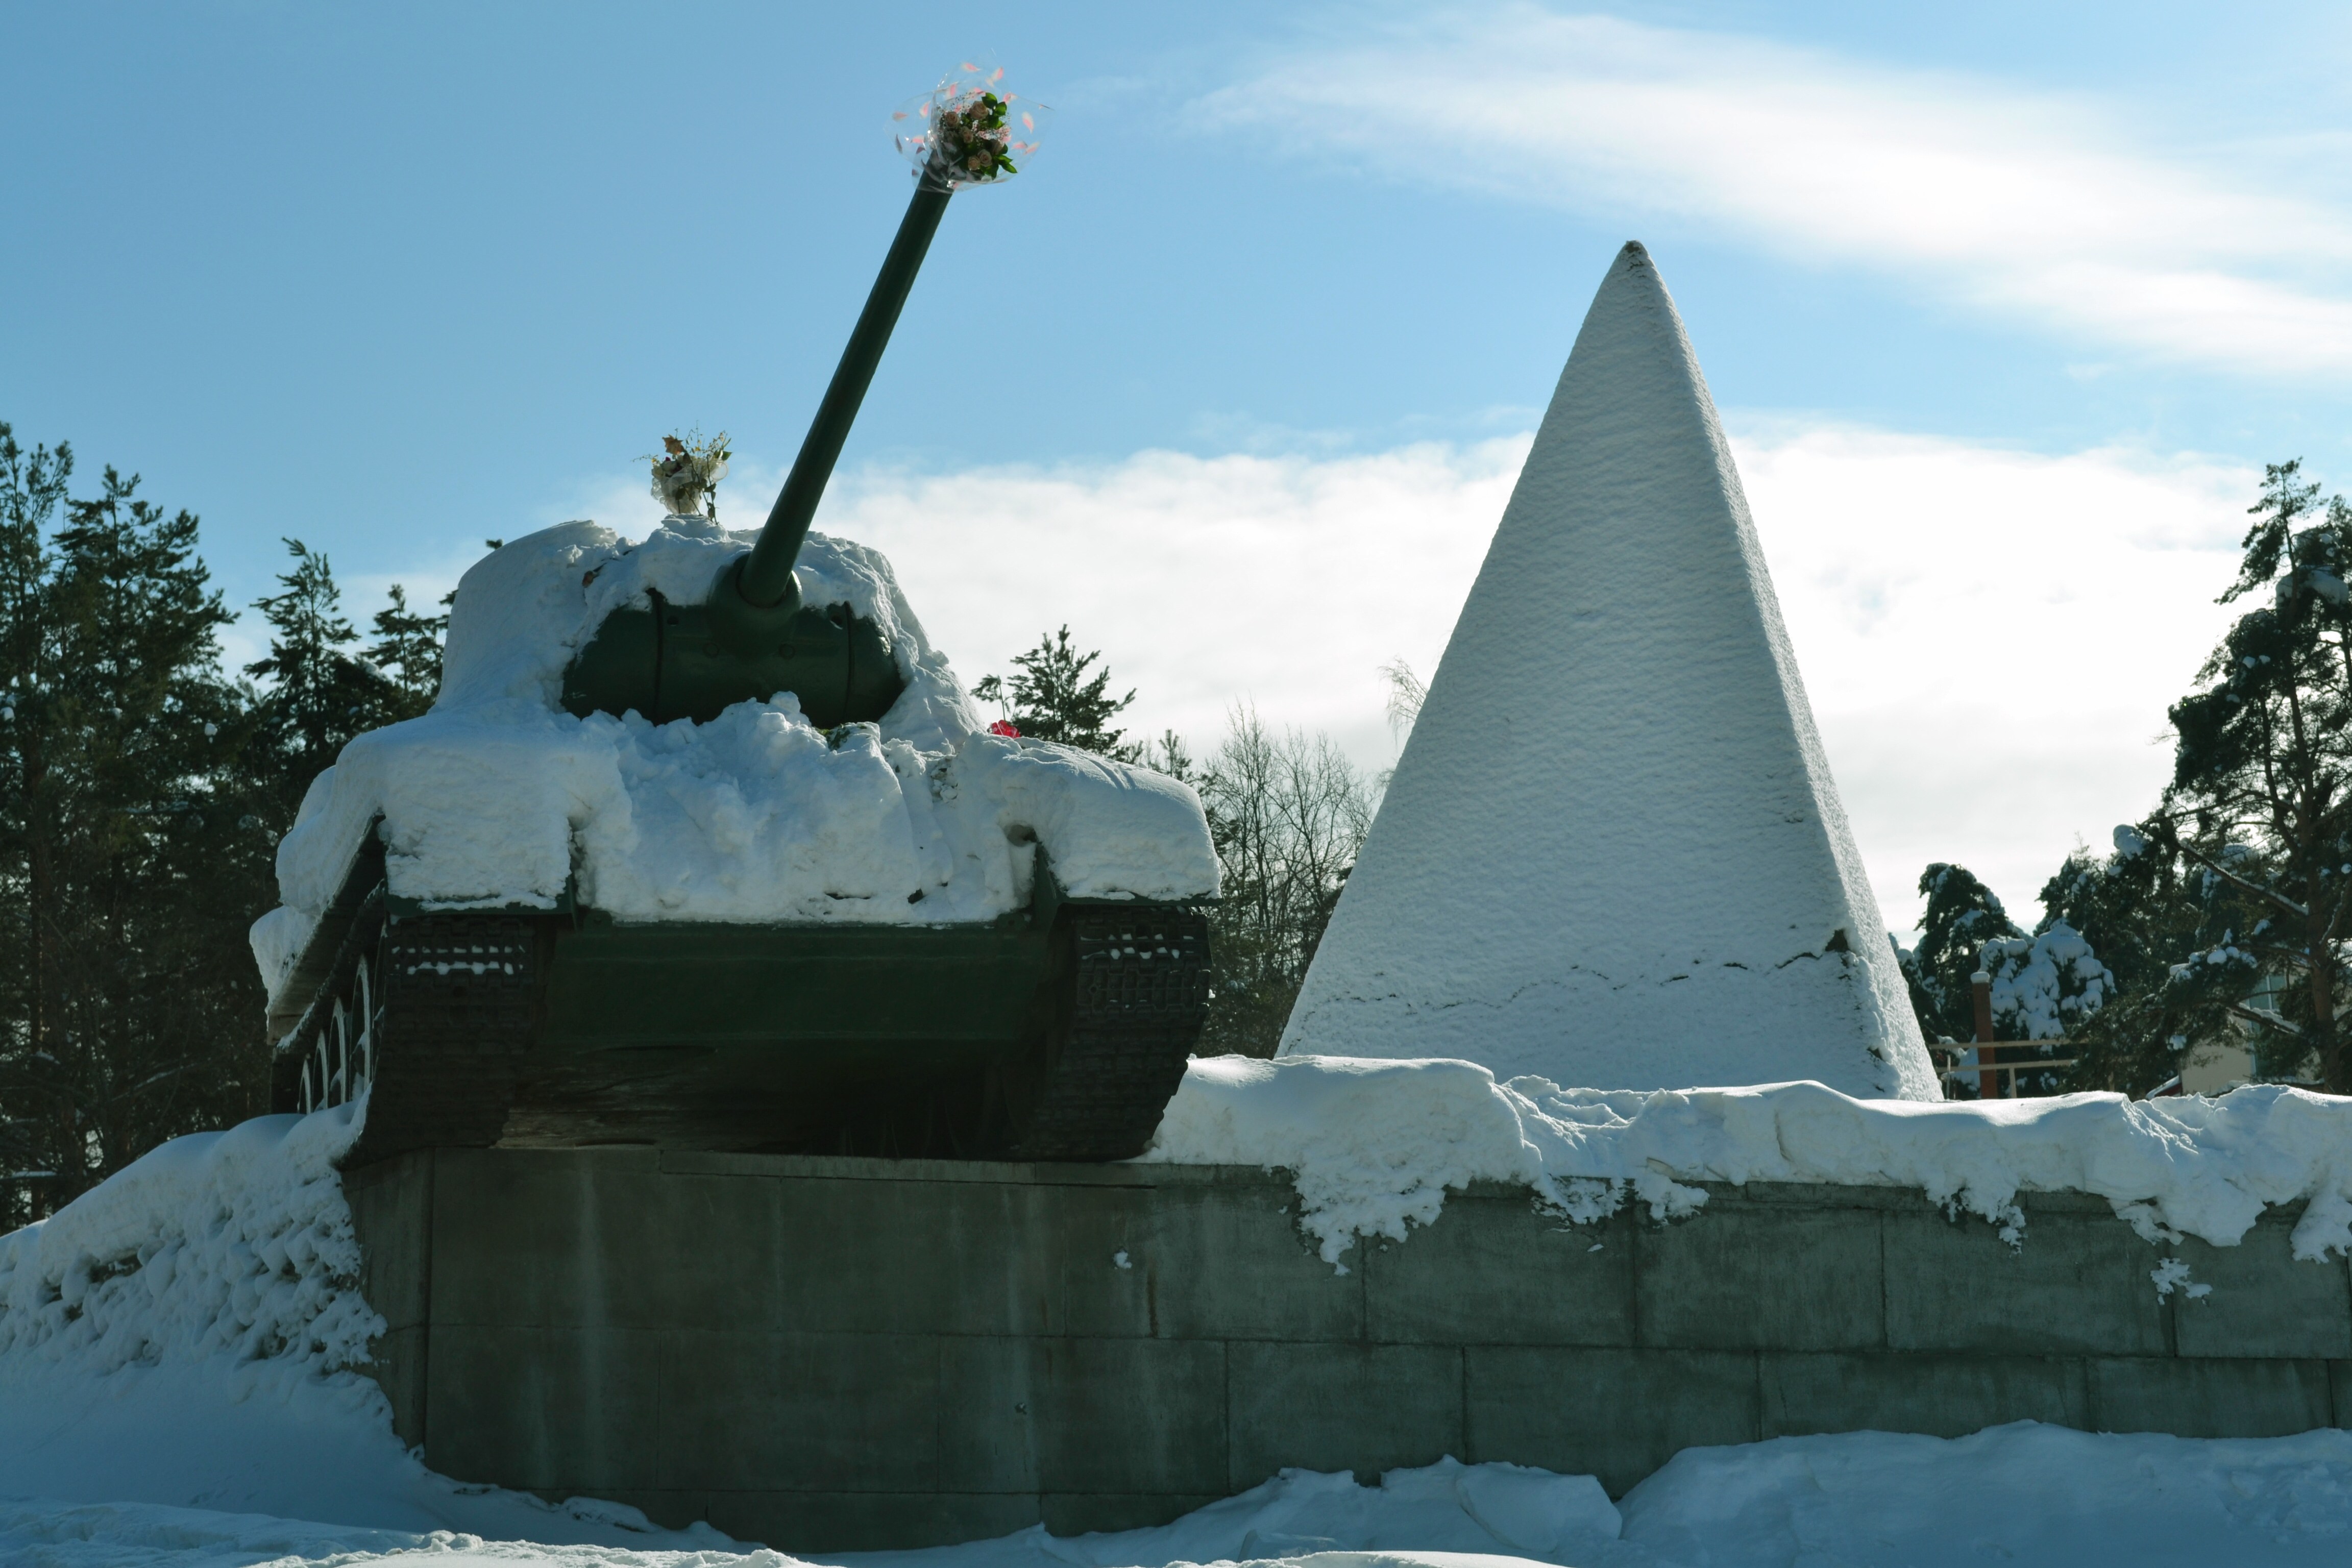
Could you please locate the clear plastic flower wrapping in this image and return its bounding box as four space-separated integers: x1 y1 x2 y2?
891 63 1048 189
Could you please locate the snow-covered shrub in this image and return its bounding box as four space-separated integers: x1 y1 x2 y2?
1980 919 2114 1040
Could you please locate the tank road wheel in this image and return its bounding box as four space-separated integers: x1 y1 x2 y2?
995 903 1211 1162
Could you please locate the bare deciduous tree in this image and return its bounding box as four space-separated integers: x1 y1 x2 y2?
1187 704 1378 1059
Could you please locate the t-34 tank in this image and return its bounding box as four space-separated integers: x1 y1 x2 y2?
253 71 1216 1166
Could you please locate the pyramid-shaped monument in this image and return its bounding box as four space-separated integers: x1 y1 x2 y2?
1282 243 1938 1099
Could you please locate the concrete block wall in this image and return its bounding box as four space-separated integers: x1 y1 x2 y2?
341 1148 2352 1552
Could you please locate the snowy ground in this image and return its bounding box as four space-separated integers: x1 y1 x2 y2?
9 1425 2352 1567
6 1062 2352 1566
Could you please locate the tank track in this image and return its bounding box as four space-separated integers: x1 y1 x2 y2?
350 912 543 1166
1001 904 1211 1161
282 890 1208 1167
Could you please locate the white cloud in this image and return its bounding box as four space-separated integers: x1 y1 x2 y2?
1203 5 2352 376
1732 427 2249 933
823 443 1526 767
516 423 2249 940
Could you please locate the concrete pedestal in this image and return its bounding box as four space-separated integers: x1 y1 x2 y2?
346 1148 2352 1551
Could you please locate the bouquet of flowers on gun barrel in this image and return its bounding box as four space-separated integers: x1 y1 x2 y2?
893 64 1047 189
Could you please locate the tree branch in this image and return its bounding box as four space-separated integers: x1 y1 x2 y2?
2227 1002 2302 1037
2177 841 2311 919
2328 887 2352 946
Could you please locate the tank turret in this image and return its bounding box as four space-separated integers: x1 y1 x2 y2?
559 72 1009 728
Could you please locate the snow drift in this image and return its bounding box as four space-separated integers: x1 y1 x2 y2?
1281 242 1933 1100
249 517 1218 1013
0 1104 726 1547
12 1423 2352 1568
836 1459 1622 1568
0 1104 377 1392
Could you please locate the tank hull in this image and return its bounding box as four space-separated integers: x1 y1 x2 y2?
270 841 1210 1168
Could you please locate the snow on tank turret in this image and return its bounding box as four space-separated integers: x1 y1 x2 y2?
248 68 1218 1166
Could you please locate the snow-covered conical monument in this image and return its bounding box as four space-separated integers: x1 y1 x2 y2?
1281 243 1938 1099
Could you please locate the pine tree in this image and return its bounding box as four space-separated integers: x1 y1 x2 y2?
2037 824 2267 1094
2158 460 2352 1092
0 423 71 1216
0 428 273 1219
973 626 1139 760
245 539 401 819
0 428 461 1219
367 583 446 716
1899 863 2023 1044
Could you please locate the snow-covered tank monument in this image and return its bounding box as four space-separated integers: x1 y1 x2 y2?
251 68 1218 1168
1283 242 1938 1100
13 102 2350 1546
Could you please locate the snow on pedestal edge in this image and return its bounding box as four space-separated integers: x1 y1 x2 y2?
1143 1057 2352 1273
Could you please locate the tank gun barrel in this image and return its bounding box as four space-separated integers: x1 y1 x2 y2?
738 177 953 609
567 71 1039 720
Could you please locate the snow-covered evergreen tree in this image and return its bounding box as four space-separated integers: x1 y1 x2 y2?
1978 922 2114 1042
2046 821 2290 1093
2158 460 2352 1092
1899 861 2122 1096
1900 864 2022 1044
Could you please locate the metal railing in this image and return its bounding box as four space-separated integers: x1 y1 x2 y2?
298 953 379 1114
1928 1040 2075 1097
1925 971 2072 1099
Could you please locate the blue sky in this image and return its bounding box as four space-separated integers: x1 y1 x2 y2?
9 2 2352 927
